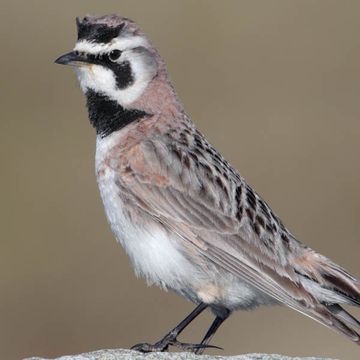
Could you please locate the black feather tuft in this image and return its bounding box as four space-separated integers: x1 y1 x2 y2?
76 18 125 43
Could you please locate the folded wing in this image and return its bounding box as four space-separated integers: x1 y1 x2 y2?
118 135 360 344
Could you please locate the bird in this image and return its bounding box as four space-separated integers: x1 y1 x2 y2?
55 14 360 354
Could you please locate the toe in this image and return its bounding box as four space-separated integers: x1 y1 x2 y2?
131 343 154 353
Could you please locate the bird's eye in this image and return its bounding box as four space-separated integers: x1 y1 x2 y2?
109 50 122 62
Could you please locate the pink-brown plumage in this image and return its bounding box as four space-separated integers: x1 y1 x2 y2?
56 14 360 352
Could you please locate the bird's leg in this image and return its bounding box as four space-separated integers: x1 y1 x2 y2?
131 302 208 353
195 309 230 355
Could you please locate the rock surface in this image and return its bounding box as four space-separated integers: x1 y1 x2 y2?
24 348 336 360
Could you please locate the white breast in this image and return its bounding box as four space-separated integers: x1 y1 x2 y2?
95 135 199 293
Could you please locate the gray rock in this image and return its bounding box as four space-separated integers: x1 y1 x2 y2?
24 348 337 360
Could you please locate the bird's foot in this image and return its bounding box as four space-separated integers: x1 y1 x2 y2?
131 332 174 353
131 334 222 353
131 342 167 353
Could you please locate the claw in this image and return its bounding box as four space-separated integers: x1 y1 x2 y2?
171 339 223 352
194 343 224 355
130 343 152 353
131 342 168 353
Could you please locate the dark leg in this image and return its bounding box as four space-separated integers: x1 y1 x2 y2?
131 302 208 353
195 309 230 355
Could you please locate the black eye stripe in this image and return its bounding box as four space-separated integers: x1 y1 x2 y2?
87 53 98 61
76 50 133 90
79 51 121 63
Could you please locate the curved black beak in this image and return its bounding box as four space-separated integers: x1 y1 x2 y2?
54 51 88 66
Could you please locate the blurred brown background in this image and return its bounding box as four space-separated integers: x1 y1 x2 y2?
1 1 360 359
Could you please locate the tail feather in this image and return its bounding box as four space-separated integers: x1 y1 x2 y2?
327 304 360 329
321 266 360 306
313 304 360 344
294 250 360 344
297 251 360 306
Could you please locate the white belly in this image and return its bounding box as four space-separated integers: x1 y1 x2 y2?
95 135 276 310
96 162 201 297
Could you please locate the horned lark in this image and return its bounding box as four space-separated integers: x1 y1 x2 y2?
55 15 360 353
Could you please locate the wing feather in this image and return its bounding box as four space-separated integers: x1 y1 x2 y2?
118 135 360 343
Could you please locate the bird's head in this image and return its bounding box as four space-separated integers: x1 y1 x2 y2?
55 15 160 107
